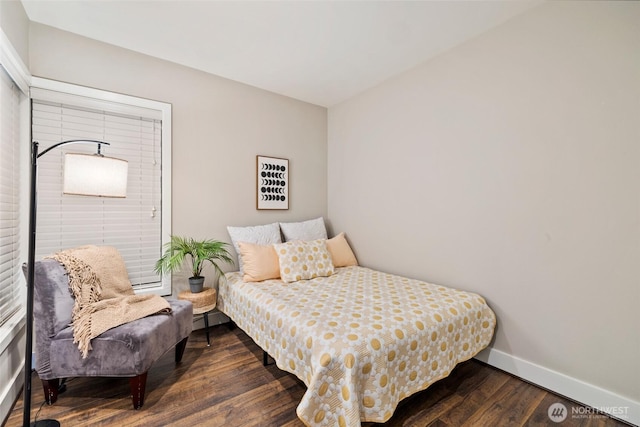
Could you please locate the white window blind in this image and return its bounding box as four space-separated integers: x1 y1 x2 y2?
31 88 166 291
0 66 21 326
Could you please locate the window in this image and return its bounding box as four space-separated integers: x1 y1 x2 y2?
0 65 21 326
30 79 172 295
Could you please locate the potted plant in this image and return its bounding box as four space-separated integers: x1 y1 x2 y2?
155 236 234 293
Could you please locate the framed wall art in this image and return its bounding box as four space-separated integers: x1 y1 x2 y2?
257 155 289 210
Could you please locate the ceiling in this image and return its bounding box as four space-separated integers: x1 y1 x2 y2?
21 0 540 107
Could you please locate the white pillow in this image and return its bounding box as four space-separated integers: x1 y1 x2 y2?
227 222 282 272
279 217 327 242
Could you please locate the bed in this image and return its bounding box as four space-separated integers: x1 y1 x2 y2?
218 262 496 426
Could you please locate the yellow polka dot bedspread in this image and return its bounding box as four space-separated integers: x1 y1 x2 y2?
218 266 496 426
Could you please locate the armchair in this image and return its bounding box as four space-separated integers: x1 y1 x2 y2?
27 258 193 409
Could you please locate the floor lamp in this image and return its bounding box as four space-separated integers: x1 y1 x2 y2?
23 140 128 427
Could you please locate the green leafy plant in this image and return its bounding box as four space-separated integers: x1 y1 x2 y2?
155 236 234 279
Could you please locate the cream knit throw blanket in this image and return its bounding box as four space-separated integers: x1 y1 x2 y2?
48 245 171 358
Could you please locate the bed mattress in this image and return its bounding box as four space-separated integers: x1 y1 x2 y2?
218 265 496 426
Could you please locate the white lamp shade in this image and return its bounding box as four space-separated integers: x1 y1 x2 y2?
63 153 128 197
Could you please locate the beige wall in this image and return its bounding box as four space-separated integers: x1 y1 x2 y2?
0 0 29 66
29 23 328 293
15 1 640 421
329 0 639 413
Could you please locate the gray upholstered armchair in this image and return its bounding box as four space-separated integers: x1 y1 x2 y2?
29 258 193 409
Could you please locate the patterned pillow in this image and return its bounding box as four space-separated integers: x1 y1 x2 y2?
273 239 334 283
279 217 327 242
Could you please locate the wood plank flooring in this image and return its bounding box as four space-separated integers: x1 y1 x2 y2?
3 324 629 427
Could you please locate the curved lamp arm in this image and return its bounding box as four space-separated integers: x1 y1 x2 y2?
36 139 110 159
23 139 123 427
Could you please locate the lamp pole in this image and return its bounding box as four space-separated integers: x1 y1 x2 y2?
23 140 112 427
23 141 40 427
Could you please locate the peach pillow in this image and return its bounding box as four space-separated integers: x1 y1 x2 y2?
237 241 281 282
326 232 358 267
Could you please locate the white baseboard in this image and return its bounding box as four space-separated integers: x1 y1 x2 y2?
0 364 24 426
475 347 639 426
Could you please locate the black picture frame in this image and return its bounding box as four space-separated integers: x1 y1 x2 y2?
257 155 289 210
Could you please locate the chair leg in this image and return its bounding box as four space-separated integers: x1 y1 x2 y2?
175 336 188 363
41 378 60 405
130 372 148 409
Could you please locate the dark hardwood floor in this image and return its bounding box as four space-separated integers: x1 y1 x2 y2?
4 324 629 427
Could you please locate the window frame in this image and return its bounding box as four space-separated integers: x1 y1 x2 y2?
30 77 172 295
0 28 32 352
0 65 22 328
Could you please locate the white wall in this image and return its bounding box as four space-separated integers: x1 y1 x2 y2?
29 23 328 296
328 1 639 423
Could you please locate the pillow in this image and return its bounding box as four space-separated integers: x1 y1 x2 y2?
279 217 327 242
237 241 281 282
273 239 334 283
227 222 282 272
326 232 358 267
